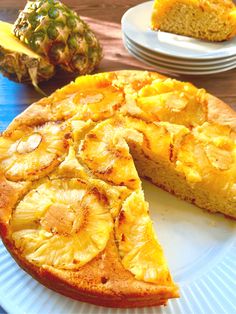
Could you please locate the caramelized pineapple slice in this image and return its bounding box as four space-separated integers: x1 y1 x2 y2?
51 146 90 180
70 119 95 148
115 191 170 284
125 116 171 161
192 122 235 171
125 116 189 163
134 78 207 127
204 145 234 171
176 123 235 189
10 178 113 269
193 122 235 150
54 156 132 219
175 135 204 183
193 122 236 181
0 122 69 181
113 71 161 94
79 119 141 190
88 177 132 218
51 73 124 121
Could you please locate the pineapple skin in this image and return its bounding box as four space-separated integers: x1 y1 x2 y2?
0 45 55 84
0 21 55 86
14 0 103 74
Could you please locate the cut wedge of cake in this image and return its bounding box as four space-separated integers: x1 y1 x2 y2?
0 70 235 308
151 0 236 41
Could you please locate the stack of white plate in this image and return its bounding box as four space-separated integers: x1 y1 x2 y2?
121 1 236 75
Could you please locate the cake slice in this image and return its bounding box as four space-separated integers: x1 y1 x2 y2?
151 0 236 41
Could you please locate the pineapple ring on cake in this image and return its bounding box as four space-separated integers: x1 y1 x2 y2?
0 122 69 181
134 78 208 127
124 116 190 163
50 73 124 121
9 178 113 269
115 191 170 284
176 122 236 186
79 118 141 190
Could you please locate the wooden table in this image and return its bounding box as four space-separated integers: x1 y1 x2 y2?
0 0 235 133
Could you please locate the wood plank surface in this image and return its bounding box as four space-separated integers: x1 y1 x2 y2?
0 0 235 132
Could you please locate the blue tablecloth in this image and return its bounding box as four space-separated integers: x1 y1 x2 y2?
0 306 6 313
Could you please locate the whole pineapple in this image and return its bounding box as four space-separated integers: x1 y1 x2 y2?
14 0 103 74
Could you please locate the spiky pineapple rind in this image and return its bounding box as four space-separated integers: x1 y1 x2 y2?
13 0 103 74
0 47 55 83
0 20 55 90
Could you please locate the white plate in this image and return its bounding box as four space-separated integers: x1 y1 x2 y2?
124 40 236 75
1 179 236 314
121 1 236 60
124 33 236 66
124 35 236 70
124 37 236 73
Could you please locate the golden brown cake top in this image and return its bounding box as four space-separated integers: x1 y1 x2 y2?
0 70 235 307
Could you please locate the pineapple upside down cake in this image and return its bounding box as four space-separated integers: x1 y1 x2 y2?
0 71 235 308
